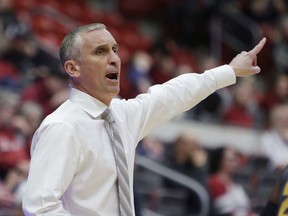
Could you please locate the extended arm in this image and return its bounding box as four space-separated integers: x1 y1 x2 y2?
118 38 267 144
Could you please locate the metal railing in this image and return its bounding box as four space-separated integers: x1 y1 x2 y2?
135 154 210 216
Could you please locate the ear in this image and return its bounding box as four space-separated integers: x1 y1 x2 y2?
64 60 80 78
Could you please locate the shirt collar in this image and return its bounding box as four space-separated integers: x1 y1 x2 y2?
69 88 108 118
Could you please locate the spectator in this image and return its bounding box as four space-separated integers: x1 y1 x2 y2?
208 146 252 216
0 90 28 178
0 91 29 214
137 135 164 163
245 0 279 24
188 54 231 123
222 77 261 128
0 0 28 52
164 132 208 215
259 73 288 123
135 135 164 212
271 15 288 73
21 71 69 116
258 103 288 170
148 39 176 85
0 159 29 216
12 101 44 155
1 35 60 85
127 51 152 96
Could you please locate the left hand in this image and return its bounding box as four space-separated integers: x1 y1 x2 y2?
229 37 266 77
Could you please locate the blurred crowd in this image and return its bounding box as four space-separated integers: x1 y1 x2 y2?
0 0 287 215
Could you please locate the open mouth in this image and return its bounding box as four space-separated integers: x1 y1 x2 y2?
106 73 118 80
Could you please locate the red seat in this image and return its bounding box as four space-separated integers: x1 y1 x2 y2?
31 15 56 33
78 8 104 24
12 0 36 11
102 12 125 29
0 60 20 79
58 3 84 21
36 1 61 10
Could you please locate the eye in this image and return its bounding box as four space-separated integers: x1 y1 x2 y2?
112 46 119 55
95 47 107 55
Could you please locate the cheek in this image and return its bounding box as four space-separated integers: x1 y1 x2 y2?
78 59 108 85
85 73 101 87
80 61 102 77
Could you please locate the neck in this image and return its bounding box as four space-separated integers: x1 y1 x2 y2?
70 83 112 106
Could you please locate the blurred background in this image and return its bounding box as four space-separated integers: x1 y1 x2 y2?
0 0 288 215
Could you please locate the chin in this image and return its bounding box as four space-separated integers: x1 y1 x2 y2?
109 88 120 97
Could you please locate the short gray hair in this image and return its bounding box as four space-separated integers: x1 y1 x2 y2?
59 23 106 67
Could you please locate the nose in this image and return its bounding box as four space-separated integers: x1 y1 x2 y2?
109 50 120 66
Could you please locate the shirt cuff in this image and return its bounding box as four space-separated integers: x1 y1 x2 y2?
208 64 236 90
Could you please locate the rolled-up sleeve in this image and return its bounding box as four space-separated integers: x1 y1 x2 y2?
121 64 236 141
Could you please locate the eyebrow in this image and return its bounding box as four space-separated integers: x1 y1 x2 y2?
113 43 119 50
91 43 119 54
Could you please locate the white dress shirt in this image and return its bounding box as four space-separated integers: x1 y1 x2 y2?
214 183 250 216
259 130 288 169
22 65 235 216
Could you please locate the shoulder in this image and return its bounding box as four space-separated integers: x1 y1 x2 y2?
34 100 87 140
208 175 227 199
43 100 83 125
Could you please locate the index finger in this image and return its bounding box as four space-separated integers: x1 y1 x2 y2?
248 37 266 56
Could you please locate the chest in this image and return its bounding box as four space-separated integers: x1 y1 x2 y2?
74 119 134 177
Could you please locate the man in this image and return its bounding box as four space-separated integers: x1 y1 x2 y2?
22 23 266 215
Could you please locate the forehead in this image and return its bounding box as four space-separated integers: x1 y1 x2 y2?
80 29 117 49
